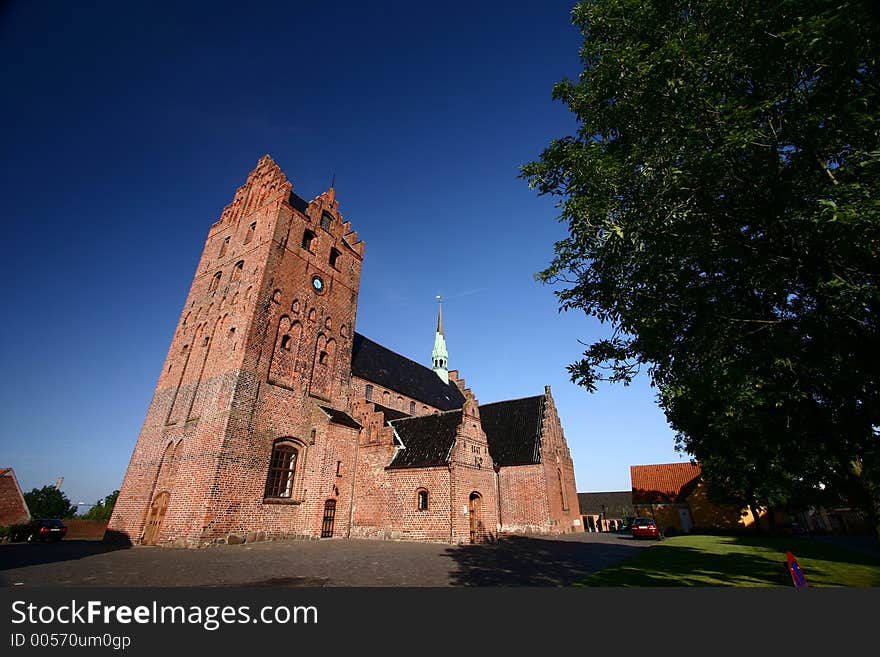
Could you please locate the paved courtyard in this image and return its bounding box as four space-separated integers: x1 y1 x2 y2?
0 532 654 587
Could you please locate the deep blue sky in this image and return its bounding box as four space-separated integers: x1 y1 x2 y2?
0 1 687 510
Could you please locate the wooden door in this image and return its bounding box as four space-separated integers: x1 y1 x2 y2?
468 493 482 544
321 499 336 538
143 492 169 545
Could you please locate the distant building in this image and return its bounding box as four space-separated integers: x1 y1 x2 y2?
578 491 633 532
107 155 581 547
0 468 31 526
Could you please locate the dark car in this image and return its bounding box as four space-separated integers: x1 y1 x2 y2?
630 517 661 539
18 518 68 542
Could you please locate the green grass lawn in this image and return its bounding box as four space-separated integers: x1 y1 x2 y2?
580 534 880 587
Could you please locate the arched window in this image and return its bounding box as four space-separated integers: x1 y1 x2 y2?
321 211 333 232
417 489 429 511
244 221 256 244
329 247 341 268
209 271 222 292
219 237 229 257
302 229 316 251
409 401 416 415
365 384 373 401
265 440 300 498
231 261 244 282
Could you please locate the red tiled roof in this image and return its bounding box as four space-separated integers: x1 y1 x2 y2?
630 462 702 504
0 468 10 477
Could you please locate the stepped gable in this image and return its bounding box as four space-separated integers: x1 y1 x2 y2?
386 411 463 469
479 395 545 466
351 333 466 410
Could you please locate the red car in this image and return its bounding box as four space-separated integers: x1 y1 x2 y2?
631 517 662 539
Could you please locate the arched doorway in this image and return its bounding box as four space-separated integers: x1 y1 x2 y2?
143 491 170 545
468 492 482 544
321 499 337 538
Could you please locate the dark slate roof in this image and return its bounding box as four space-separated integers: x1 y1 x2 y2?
288 192 309 214
577 492 634 516
370 403 410 423
478 395 545 466
318 405 362 430
387 411 462 469
351 333 466 411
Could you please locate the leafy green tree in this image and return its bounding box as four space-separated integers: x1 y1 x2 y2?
522 0 880 535
23 485 78 519
79 490 119 521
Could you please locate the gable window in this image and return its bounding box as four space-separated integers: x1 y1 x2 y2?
329 247 341 269
244 221 256 244
265 441 299 498
302 229 316 251
219 237 230 257
210 271 222 292
417 489 429 511
231 260 244 282
409 401 416 415
321 211 332 232
365 384 373 401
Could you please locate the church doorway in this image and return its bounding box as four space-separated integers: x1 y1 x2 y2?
321 499 337 538
143 491 170 545
468 492 482 544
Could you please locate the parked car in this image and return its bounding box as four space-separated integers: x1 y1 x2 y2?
630 517 662 539
16 518 68 542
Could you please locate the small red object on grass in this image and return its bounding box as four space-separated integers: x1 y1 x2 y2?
785 550 808 588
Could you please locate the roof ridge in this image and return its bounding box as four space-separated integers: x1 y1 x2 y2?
478 393 545 408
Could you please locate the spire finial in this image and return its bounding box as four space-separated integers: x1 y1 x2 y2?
432 294 449 383
436 294 443 335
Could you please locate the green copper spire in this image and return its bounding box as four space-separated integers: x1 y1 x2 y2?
432 295 449 383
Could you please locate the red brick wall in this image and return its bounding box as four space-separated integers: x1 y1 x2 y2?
351 376 440 416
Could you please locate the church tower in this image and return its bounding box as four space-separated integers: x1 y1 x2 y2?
431 296 449 383
107 155 365 546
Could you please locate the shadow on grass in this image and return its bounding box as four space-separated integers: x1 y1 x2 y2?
582 535 880 587
444 535 647 586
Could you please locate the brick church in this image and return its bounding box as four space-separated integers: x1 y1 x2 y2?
107 155 580 547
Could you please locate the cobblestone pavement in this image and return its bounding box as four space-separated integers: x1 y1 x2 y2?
0 532 654 587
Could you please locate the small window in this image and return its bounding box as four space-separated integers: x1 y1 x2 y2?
219 237 230 257
244 222 256 244
231 261 244 282
319 350 328 365
210 271 222 292
321 211 332 232
409 401 416 415
280 335 292 351
417 490 428 511
329 247 341 269
336 461 342 477
302 229 316 251
365 384 373 401
265 442 299 498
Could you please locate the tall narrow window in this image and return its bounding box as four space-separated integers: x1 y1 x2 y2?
244 221 256 244
321 211 332 232
329 247 341 269
365 384 373 401
265 441 299 498
409 401 416 415
210 271 222 292
219 237 229 257
231 260 244 282
302 229 316 251
417 489 429 511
